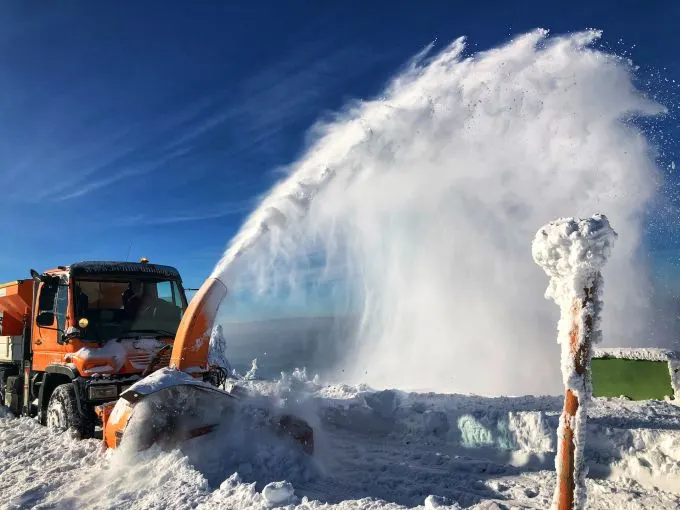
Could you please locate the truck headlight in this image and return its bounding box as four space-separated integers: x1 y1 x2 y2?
88 385 118 400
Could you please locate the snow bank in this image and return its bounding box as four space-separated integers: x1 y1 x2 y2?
532 214 617 510
1 372 679 509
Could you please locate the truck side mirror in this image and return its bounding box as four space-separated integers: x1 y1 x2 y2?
36 311 55 327
60 326 81 344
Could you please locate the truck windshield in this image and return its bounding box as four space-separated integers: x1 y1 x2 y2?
73 278 187 341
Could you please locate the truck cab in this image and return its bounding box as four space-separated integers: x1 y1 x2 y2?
0 260 188 438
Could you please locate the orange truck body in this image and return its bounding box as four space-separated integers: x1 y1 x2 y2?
0 261 189 436
97 276 313 455
99 277 229 448
2 261 315 454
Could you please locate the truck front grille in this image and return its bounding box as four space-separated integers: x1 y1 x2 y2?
128 350 171 370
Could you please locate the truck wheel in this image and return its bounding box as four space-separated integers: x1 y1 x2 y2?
46 384 94 439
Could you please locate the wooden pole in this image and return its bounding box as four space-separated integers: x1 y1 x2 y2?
557 285 594 510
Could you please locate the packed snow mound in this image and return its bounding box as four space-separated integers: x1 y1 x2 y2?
3 369 678 509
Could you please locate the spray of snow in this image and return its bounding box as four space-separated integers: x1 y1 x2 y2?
211 29 664 396
208 324 233 377
244 358 259 380
532 214 617 510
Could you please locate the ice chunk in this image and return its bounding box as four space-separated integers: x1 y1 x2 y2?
424 495 460 508
262 481 295 506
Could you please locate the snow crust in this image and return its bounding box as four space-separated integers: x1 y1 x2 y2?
593 347 679 362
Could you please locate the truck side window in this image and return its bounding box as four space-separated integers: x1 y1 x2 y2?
160 281 184 309
157 281 177 305
37 283 58 324
56 285 68 332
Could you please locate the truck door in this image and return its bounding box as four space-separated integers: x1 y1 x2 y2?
31 278 68 372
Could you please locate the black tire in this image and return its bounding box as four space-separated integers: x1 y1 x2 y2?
45 384 94 439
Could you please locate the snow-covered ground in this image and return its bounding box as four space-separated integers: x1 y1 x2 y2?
1 370 679 509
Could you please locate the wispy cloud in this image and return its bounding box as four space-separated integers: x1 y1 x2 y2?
112 200 252 227
3 90 228 203
227 45 382 154
52 145 195 202
142 44 384 163
2 37 385 207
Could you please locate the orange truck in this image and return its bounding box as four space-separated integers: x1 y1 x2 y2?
0 259 189 438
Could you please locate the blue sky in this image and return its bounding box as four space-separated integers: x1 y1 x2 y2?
1 1 679 318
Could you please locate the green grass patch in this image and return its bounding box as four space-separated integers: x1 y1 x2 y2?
591 358 674 401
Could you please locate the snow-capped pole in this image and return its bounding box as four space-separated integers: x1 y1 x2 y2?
532 214 617 510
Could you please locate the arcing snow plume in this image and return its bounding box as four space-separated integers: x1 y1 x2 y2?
213 29 665 396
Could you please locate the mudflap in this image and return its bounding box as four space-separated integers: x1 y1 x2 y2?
117 384 237 452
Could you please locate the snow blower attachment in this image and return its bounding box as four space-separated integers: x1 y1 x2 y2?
97 278 314 454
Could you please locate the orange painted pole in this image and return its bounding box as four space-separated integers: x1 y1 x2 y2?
532 214 616 510
557 286 594 510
